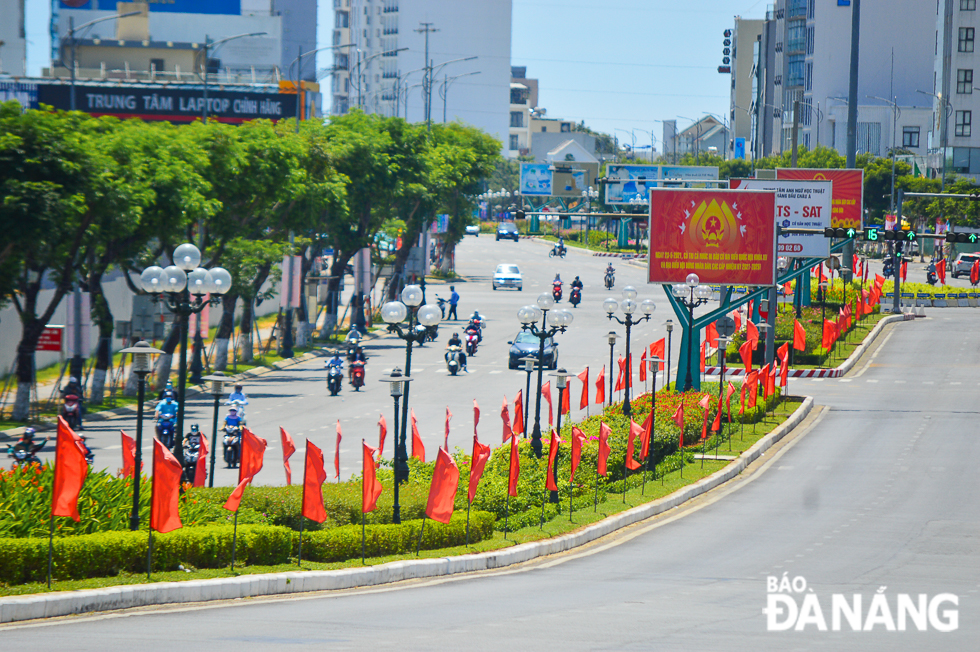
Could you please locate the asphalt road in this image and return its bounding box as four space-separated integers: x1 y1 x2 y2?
30 237 675 486
7 306 979 649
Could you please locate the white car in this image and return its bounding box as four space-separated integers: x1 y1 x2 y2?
493 264 523 291
465 224 480 236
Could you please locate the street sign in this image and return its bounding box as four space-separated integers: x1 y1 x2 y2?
715 315 736 337
36 326 64 352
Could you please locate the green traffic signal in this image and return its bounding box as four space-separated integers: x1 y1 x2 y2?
846 228 856 238
906 231 917 242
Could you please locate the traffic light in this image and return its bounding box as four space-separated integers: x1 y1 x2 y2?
863 227 880 241
903 231 918 243
946 231 979 244
823 227 855 238
883 230 898 241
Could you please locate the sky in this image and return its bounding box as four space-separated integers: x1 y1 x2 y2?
24 0 769 148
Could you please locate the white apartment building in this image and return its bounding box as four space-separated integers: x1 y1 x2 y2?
330 0 511 151
0 0 27 76
728 17 763 159
934 0 980 180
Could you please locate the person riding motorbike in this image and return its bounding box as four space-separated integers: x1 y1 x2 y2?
182 425 203 482
157 380 176 402
927 260 938 285
555 236 566 256
326 353 344 372
604 263 616 289
571 276 583 291
552 274 563 301
226 384 248 406
154 395 178 446
883 256 894 278
60 376 85 430
224 407 242 431
467 311 484 343
446 332 467 372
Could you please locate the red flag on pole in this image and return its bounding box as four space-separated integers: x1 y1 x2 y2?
640 410 653 459
194 435 209 488
726 381 736 423
150 438 183 534
793 320 806 351
700 341 707 372
513 391 524 436
777 342 790 387
561 382 570 415
739 340 754 373
334 420 342 481
378 414 387 457
362 441 382 513
444 406 452 451
937 259 947 285
759 364 770 400
822 319 836 351
570 426 586 482
425 447 460 524
224 476 251 512
712 395 723 432
411 410 425 462
468 434 491 504
639 349 647 382
874 273 885 290
698 395 712 440
705 321 719 348
614 356 625 392
901 260 908 283
598 422 612 476
733 310 742 333
501 396 513 443
280 427 296 486
626 420 643 470
650 339 666 370
746 320 759 350
239 427 267 484
577 368 589 409
120 430 137 479
545 430 562 491
51 417 89 522
508 434 520 497
302 440 328 523
473 399 480 435
542 380 553 426
672 404 685 448
747 370 759 408
595 366 606 405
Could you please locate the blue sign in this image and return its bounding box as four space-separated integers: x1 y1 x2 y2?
519 163 553 196
60 0 242 15
734 137 746 159
838 0 850 5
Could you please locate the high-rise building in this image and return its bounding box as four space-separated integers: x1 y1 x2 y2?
330 0 511 149
0 0 27 76
934 0 980 180
728 18 763 159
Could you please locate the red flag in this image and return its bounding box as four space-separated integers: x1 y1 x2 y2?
901 260 908 283
650 339 665 371
280 427 296 486
120 430 137 479
239 427 267 484
577 368 589 409
362 441 382 513
378 414 387 457
712 395 723 432
224 476 251 512
425 447 460 524
615 357 625 392
739 340 754 373
793 320 806 351
542 380 553 426
626 420 643 470
508 434 520 497
768 362 777 397
561 382 570 415
822 319 836 351
759 364 770 400
513 391 524 436
698 395 712 440
971 259 979 286
639 349 647 382
782 281 793 295
874 273 885 290
444 406 452 450
598 422 612 477
747 370 759 408
733 310 741 333
546 430 562 491
700 341 707 372
150 438 183 533
570 426 586 482
937 259 947 285
302 440 328 523
501 396 513 443
746 320 759 350
726 381 736 422
777 343 790 387
334 420 342 481
411 410 425 462
51 417 89 522
672 404 685 448
705 321 719 348
640 410 653 459
468 435 491 504
194 435 209 488
473 399 480 435
595 366 606 405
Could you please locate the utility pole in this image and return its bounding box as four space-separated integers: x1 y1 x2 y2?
843 0 861 285
415 22 438 131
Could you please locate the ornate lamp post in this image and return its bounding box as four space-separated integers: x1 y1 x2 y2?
665 319 674 389
548 367 569 503
200 372 231 487
380 367 413 524
139 244 232 465
118 341 162 531
604 286 656 417
517 294 573 457
671 273 713 392
381 285 441 501
607 331 618 406
647 355 663 479
521 356 537 438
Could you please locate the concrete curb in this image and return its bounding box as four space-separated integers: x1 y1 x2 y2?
0 397 813 623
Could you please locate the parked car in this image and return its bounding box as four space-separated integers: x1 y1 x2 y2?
465 224 481 236
496 222 520 241
508 331 558 369
493 264 523 291
951 252 980 277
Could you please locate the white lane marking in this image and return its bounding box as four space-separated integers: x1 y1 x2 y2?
866 379 878 383
950 381 962 385
894 380 905 384
839 379 852 383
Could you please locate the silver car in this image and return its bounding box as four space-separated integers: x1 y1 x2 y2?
951 253 980 278
493 264 523 291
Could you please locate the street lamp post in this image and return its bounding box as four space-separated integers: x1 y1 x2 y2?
289 43 354 133
671 273 713 392
381 285 441 515
200 372 231 488
647 356 662 481
118 341 162 531
139 244 233 466
604 286 656 417
716 337 730 401
665 320 674 389
380 367 413 524
607 331 618 407
521 356 536 438
517 296 573 457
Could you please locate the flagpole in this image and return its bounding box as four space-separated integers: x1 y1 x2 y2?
231 508 239 570
504 492 510 539
416 516 426 555
679 425 684 478
466 500 471 546
569 473 573 521
361 511 366 564
146 530 153 580
297 515 304 566
47 513 54 589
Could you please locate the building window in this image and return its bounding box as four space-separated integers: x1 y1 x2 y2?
510 111 524 128
903 126 920 148
509 134 519 150
510 87 528 104
962 0 976 10
956 110 972 137
787 24 805 52
150 58 164 73
959 27 975 52
958 69 974 93
787 54 804 87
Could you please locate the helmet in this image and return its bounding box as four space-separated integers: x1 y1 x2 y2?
23 427 36 439
234 384 243 391
69 377 79 384
228 407 238 414
190 424 200 433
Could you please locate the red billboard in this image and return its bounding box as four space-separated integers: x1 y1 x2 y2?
36 326 64 352
648 189 777 286
775 168 864 230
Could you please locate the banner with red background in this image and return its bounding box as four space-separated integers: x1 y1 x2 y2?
776 168 864 230
648 189 776 286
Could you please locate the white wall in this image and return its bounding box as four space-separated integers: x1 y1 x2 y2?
0 0 27 76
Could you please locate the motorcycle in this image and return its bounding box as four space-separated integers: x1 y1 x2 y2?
446 345 465 376
882 259 894 279
552 281 563 303
7 440 45 470
327 365 344 396
182 437 201 483
465 330 479 357
570 286 582 308
223 425 242 468
604 268 615 290
225 399 247 424
61 394 82 430
927 270 938 285
156 415 176 448
350 360 366 391
549 244 567 258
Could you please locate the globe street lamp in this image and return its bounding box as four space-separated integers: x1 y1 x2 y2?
200 372 232 488
381 285 441 505
380 367 413 524
604 286 656 416
521 356 537 438
117 340 162 531
671 273 713 392
139 244 232 466
518 294 573 457
607 331 618 406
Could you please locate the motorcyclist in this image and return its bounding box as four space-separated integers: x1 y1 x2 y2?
883 256 894 277
226 384 248 406
12 427 46 454
556 236 566 255
446 332 467 372
553 274 563 296
325 352 344 372
157 380 176 402
155 395 178 423
352 346 367 363
183 424 203 452
60 376 85 430
467 311 484 343
345 327 362 346
571 276 583 291
224 407 243 431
